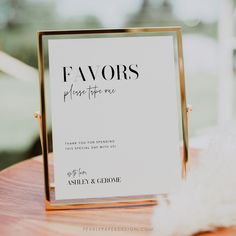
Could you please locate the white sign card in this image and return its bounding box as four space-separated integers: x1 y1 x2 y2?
48 35 182 201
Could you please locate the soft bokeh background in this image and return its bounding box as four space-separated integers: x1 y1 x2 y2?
1 0 236 170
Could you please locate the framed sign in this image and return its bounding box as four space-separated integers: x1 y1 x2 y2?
36 27 188 210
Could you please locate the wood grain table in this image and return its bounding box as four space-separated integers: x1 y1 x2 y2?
0 151 236 236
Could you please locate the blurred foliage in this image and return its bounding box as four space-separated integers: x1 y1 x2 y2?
126 0 218 37
0 0 55 67
0 0 102 67
0 0 218 68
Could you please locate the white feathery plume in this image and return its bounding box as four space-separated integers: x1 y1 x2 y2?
152 125 236 236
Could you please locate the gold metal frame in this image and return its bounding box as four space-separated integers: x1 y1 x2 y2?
36 27 189 210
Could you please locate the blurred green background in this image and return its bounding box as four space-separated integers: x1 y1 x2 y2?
1 0 236 170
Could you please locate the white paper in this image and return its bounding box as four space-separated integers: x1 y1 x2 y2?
48 36 181 200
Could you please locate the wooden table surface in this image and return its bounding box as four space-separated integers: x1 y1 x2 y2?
0 152 236 236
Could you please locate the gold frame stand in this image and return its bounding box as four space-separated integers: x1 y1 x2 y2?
36 27 191 210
